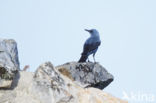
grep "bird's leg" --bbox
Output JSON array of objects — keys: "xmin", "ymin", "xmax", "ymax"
[{"xmin": 93, "ymin": 53, "xmax": 96, "ymax": 63}]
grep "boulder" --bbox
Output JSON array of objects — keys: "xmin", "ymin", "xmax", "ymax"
[
  {"xmin": 0, "ymin": 39, "xmax": 20, "ymax": 88},
  {"xmin": 32, "ymin": 62, "xmax": 73, "ymax": 103},
  {"xmin": 56, "ymin": 62, "xmax": 113, "ymax": 89}
]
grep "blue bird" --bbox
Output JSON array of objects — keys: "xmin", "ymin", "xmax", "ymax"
[{"xmin": 78, "ymin": 29, "xmax": 101, "ymax": 63}]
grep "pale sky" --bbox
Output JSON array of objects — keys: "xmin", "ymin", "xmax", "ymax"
[{"xmin": 0, "ymin": 0, "xmax": 156, "ymax": 102}]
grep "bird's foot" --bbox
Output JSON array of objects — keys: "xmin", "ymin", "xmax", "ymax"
[
  {"xmin": 94, "ymin": 62, "xmax": 99, "ymax": 64},
  {"xmin": 87, "ymin": 60, "xmax": 92, "ymax": 63}
]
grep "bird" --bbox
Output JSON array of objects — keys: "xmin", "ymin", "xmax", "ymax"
[{"xmin": 78, "ymin": 29, "xmax": 101, "ymax": 63}]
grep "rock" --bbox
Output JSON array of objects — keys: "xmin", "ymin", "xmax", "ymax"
[
  {"xmin": 0, "ymin": 39, "xmax": 20, "ymax": 88},
  {"xmin": 0, "ymin": 62, "xmax": 127, "ymax": 103},
  {"xmin": 0, "ymin": 39, "xmax": 127, "ymax": 103},
  {"xmin": 56, "ymin": 62, "xmax": 113, "ymax": 89},
  {"xmin": 32, "ymin": 62, "xmax": 73, "ymax": 103}
]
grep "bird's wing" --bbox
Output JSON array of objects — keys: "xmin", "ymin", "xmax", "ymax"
[{"xmin": 82, "ymin": 41, "xmax": 101, "ymax": 55}]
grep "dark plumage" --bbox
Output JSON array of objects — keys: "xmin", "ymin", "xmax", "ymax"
[{"xmin": 78, "ymin": 29, "xmax": 101, "ymax": 62}]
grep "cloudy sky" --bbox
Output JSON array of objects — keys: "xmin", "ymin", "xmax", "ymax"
[{"xmin": 0, "ymin": 0, "xmax": 156, "ymax": 102}]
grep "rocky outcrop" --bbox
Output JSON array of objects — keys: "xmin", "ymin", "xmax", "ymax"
[
  {"xmin": 0, "ymin": 39, "xmax": 128, "ymax": 103},
  {"xmin": 56, "ymin": 62, "xmax": 113, "ymax": 89},
  {"xmin": 0, "ymin": 39, "xmax": 20, "ymax": 88},
  {"xmin": 32, "ymin": 62, "xmax": 72, "ymax": 103},
  {"xmin": 0, "ymin": 62, "xmax": 127, "ymax": 103}
]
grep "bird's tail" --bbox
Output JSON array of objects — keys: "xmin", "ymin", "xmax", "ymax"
[{"xmin": 78, "ymin": 55, "xmax": 88, "ymax": 63}]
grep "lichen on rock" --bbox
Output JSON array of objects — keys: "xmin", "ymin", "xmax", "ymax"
[
  {"xmin": 56, "ymin": 62, "xmax": 114, "ymax": 89},
  {"xmin": 0, "ymin": 61, "xmax": 127, "ymax": 103}
]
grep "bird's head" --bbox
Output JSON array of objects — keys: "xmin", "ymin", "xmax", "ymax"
[{"xmin": 85, "ymin": 29, "xmax": 99, "ymax": 37}]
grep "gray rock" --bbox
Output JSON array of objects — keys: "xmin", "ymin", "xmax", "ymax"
[
  {"xmin": 56, "ymin": 62, "xmax": 114, "ymax": 90},
  {"xmin": 0, "ymin": 39, "xmax": 20, "ymax": 88},
  {"xmin": 33, "ymin": 62, "xmax": 74, "ymax": 103},
  {"xmin": 0, "ymin": 62, "xmax": 127, "ymax": 103}
]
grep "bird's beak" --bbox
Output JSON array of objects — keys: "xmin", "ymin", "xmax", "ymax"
[{"xmin": 85, "ymin": 29, "xmax": 91, "ymax": 32}]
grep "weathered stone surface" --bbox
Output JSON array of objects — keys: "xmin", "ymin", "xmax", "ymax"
[
  {"xmin": 56, "ymin": 62, "xmax": 114, "ymax": 89},
  {"xmin": 0, "ymin": 39, "xmax": 20, "ymax": 88},
  {"xmin": 32, "ymin": 62, "xmax": 73, "ymax": 103},
  {"xmin": 0, "ymin": 39, "xmax": 127, "ymax": 103},
  {"xmin": 0, "ymin": 62, "xmax": 127, "ymax": 103}
]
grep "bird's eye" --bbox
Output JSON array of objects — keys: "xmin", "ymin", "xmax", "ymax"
[{"xmin": 90, "ymin": 30, "xmax": 93, "ymax": 33}]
